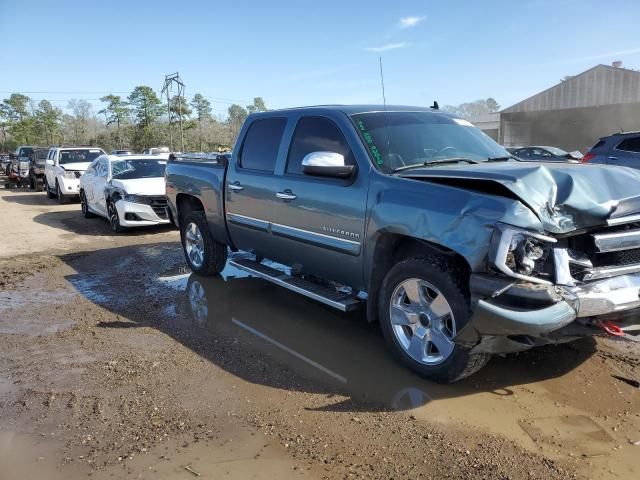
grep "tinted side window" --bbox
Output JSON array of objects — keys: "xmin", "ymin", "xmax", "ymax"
[
  {"xmin": 239, "ymin": 118, "xmax": 286, "ymax": 172},
  {"xmin": 616, "ymin": 137, "xmax": 640, "ymax": 153},
  {"xmin": 286, "ymin": 116, "xmax": 355, "ymax": 175}
]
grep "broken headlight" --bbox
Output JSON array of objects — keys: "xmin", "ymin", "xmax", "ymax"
[{"xmin": 489, "ymin": 224, "xmax": 557, "ymax": 285}]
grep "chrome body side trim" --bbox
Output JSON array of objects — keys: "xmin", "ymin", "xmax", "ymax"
[
  {"xmin": 224, "ymin": 214, "xmax": 362, "ymax": 255},
  {"xmin": 271, "ymin": 222, "xmax": 361, "ymax": 256},
  {"xmin": 592, "ymin": 229, "xmax": 640, "ymax": 252},
  {"xmin": 226, "ymin": 213, "xmax": 269, "ymax": 232}
]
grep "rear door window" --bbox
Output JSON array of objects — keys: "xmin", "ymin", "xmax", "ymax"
[
  {"xmin": 615, "ymin": 137, "xmax": 640, "ymax": 153},
  {"xmin": 239, "ymin": 118, "xmax": 286, "ymax": 172},
  {"xmin": 286, "ymin": 116, "xmax": 355, "ymax": 175}
]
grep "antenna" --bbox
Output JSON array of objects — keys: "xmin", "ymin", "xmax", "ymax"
[{"xmin": 379, "ymin": 56, "xmax": 387, "ymax": 108}]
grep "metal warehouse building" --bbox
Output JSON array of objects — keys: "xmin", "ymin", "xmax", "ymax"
[{"xmin": 499, "ymin": 63, "xmax": 640, "ymax": 152}]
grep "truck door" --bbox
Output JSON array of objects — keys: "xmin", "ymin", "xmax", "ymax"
[
  {"xmin": 225, "ymin": 117, "xmax": 287, "ymax": 257},
  {"xmin": 270, "ymin": 115, "xmax": 368, "ymax": 288}
]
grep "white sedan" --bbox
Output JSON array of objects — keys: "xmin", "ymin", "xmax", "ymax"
[{"xmin": 79, "ymin": 154, "xmax": 171, "ymax": 232}]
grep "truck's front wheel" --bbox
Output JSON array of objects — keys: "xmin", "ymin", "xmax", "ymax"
[
  {"xmin": 379, "ymin": 256, "xmax": 490, "ymax": 383},
  {"xmin": 181, "ymin": 211, "xmax": 228, "ymax": 276}
]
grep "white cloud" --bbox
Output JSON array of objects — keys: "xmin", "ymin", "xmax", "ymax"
[
  {"xmin": 399, "ymin": 15, "xmax": 426, "ymax": 29},
  {"xmin": 365, "ymin": 42, "xmax": 410, "ymax": 52}
]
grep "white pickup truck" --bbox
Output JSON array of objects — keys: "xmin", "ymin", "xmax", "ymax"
[{"xmin": 44, "ymin": 146, "xmax": 105, "ymax": 203}]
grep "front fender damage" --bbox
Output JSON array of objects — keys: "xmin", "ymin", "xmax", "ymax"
[{"xmin": 456, "ymin": 274, "xmax": 581, "ymax": 354}]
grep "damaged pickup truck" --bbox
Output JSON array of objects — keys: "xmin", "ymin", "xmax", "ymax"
[{"xmin": 166, "ymin": 106, "xmax": 640, "ymax": 382}]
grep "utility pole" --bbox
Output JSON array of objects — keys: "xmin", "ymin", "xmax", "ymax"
[{"xmin": 161, "ymin": 72, "xmax": 186, "ymax": 152}]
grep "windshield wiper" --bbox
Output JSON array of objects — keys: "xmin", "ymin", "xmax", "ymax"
[
  {"xmin": 487, "ymin": 155, "xmax": 517, "ymax": 162},
  {"xmin": 393, "ymin": 157, "xmax": 480, "ymax": 173}
]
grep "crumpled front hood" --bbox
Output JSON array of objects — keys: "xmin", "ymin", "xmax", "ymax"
[
  {"xmin": 399, "ymin": 162, "xmax": 640, "ymax": 234},
  {"xmin": 111, "ymin": 177, "xmax": 166, "ymax": 196}
]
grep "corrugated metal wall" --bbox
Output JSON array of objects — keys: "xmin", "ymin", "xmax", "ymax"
[{"xmin": 503, "ymin": 65, "xmax": 640, "ymax": 113}]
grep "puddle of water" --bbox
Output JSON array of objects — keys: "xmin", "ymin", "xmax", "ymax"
[
  {"xmin": 519, "ymin": 415, "xmax": 615, "ymax": 457},
  {"xmin": 68, "ymin": 276, "xmax": 108, "ymax": 304}
]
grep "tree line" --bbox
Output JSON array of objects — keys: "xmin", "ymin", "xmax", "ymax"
[{"xmin": 0, "ymin": 87, "xmax": 268, "ymax": 153}]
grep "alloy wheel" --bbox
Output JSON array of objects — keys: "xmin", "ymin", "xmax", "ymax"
[
  {"xmin": 389, "ymin": 278, "xmax": 456, "ymax": 365},
  {"xmin": 184, "ymin": 222, "xmax": 205, "ymax": 269}
]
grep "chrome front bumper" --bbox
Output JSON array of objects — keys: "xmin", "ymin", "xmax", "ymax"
[{"xmin": 570, "ymin": 273, "xmax": 640, "ymax": 317}]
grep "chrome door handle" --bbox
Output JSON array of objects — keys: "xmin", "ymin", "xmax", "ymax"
[
  {"xmin": 276, "ymin": 191, "xmax": 297, "ymax": 200},
  {"xmin": 228, "ymin": 182, "xmax": 244, "ymax": 191},
  {"xmin": 608, "ymin": 156, "xmax": 618, "ymax": 161}
]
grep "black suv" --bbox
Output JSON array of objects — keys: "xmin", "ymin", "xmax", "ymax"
[{"xmin": 583, "ymin": 132, "xmax": 640, "ymax": 168}]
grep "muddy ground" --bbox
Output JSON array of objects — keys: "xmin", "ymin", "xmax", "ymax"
[{"xmin": 0, "ymin": 187, "xmax": 639, "ymax": 480}]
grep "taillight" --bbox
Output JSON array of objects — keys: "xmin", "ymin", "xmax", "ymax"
[{"xmin": 581, "ymin": 152, "xmax": 595, "ymax": 163}]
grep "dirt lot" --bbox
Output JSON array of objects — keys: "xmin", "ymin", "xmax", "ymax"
[{"xmin": 0, "ymin": 186, "xmax": 639, "ymax": 480}]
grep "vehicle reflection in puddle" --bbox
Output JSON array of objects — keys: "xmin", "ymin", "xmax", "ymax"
[{"xmin": 180, "ymin": 270, "xmax": 441, "ymax": 411}]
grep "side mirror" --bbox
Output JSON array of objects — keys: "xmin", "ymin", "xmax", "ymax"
[
  {"xmin": 301, "ymin": 151, "xmax": 354, "ymax": 178},
  {"xmin": 45, "ymin": 159, "xmax": 54, "ymax": 166}
]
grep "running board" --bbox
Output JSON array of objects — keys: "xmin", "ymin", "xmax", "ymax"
[{"xmin": 229, "ymin": 258, "xmax": 362, "ymax": 312}]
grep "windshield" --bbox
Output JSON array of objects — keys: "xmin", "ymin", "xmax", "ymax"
[
  {"xmin": 111, "ymin": 159, "xmax": 166, "ymax": 179},
  {"xmin": 351, "ymin": 112, "xmax": 509, "ymax": 173},
  {"xmin": 59, "ymin": 149, "xmax": 103, "ymax": 165},
  {"xmin": 18, "ymin": 147, "xmax": 33, "ymax": 158}
]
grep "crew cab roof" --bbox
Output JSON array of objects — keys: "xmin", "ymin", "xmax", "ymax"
[{"xmin": 252, "ymin": 104, "xmax": 446, "ymax": 117}]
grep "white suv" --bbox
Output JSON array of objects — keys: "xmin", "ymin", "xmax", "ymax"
[{"xmin": 44, "ymin": 146, "xmax": 105, "ymax": 203}]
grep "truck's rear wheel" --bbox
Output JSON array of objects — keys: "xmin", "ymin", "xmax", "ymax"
[
  {"xmin": 181, "ymin": 211, "xmax": 228, "ymax": 276},
  {"xmin": 379, "ymin": 256, "xmax": 490, "ymax": 383}
]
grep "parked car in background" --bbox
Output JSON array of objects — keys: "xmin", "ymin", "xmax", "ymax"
[
  {"xmin": 44, "ymin": 146, "xmax": 106, "ymax": 203},
  {"xmin": 4, "ymin": 153, "xmax": 31, "ymax": 188},
  {"xmin": 166, "ymin": 105, "xmax": 640, "ymax": 383},
  {"xmin": 111, "ymin": 149, "xmax": 133, "ymax": 155},
  {"xmin": 29, "ymin": 148, "xmax": 49, "ymax": 191},
  {"xmin": 14, "ymin": 145, "xmax": 36, "ymax": 161},
  {"xmin": 507, "ymin": 146, "xmax": 582, "ymax": 162},
  {"xmin": 0, "ymin": 153, "xmax": 11, "ymax": 172},
  {"xmin": 582, "ymin": 131, "xmax": 640, "ymax": 168},
  {"xmin": 142, "ymin": 146, "xmax": 170, "ymax": 159},
  {"xmin": 79, "ymin": 154, "xmax": 171, "ymax": 232}
]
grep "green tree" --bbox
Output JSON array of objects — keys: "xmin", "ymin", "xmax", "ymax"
[
  {"xmin": 486, "ymin": 98, "xmax": 500, "ymax": 113},
  {"xmin": 35, "ymin": 100, "xmax": 62, "ymax": 145},
  {"xmin": 227, "ymin": 104, "xmax": 248, "ymax": 142},
  {"xmin": 246, "ymin": 97, "xmax": 267, "ymax": 113},
  {"xmin": 66, "ymin": 99, "xmax": 93, "ymax": 144},
  {"xmin": 190, "ymin": 93, "xmax": 211, "ymax": 151},
  {"xmin": 1, "ymin": 93, "xmax": 35, "ymax": 145},
  {"xmin": 128, "ymin": 86, "xmax": 164, "ymax": 149},
  {"xmin": 99, "ymin": 95, "xmax": 130, "ymax": 148}
]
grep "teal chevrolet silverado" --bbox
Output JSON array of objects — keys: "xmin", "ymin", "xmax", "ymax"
[{"xmin": 166, "ymin": 105, "xmax": 640, "ymax": 382}]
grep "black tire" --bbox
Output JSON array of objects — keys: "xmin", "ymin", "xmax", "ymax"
[
  {"xmin": 378, "ymin": 256, "xmax": 490, "ymax": 383},
  {"xmin": 56, "ymin": 181, "xmax": 67, "ymax": 204},
  {"xmin": 45, "ymin": 178, "xmax": 55, "ymax": 198},
  {"xmin": 180, "ymin": 211, "xmax": 228, "ymax": 276},
  {"xmin": 108, "ymin": 201, "xmax": 124, "ymax": 233},
  {"xmin": 29, "ymin": 177, "xmax": 35, "ymax": 190},
  {"xmin": 80, "ymin": 190, "xmax": 94, "ymax": 218}
]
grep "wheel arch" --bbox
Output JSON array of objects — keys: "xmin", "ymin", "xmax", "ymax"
[{"xmin": 365, "ymin": 232, "xmax": 471, "ymax": 324}]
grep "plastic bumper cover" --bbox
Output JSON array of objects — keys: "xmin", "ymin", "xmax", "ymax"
[
  {"xmin": 58, "ymin": 176, "xmax": 81, "ymax": 194},
  {"xmin": 459, "ymin": 273, "xmax": 640, "ymax": 353},
  {"xmin": 115, "ymin": 200, "xmax": 171, "ymax": 227}
]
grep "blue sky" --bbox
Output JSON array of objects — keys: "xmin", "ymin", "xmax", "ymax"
[{"xmin": 1, "ymin": 0, "xmax": 640, "ymax": 116}]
